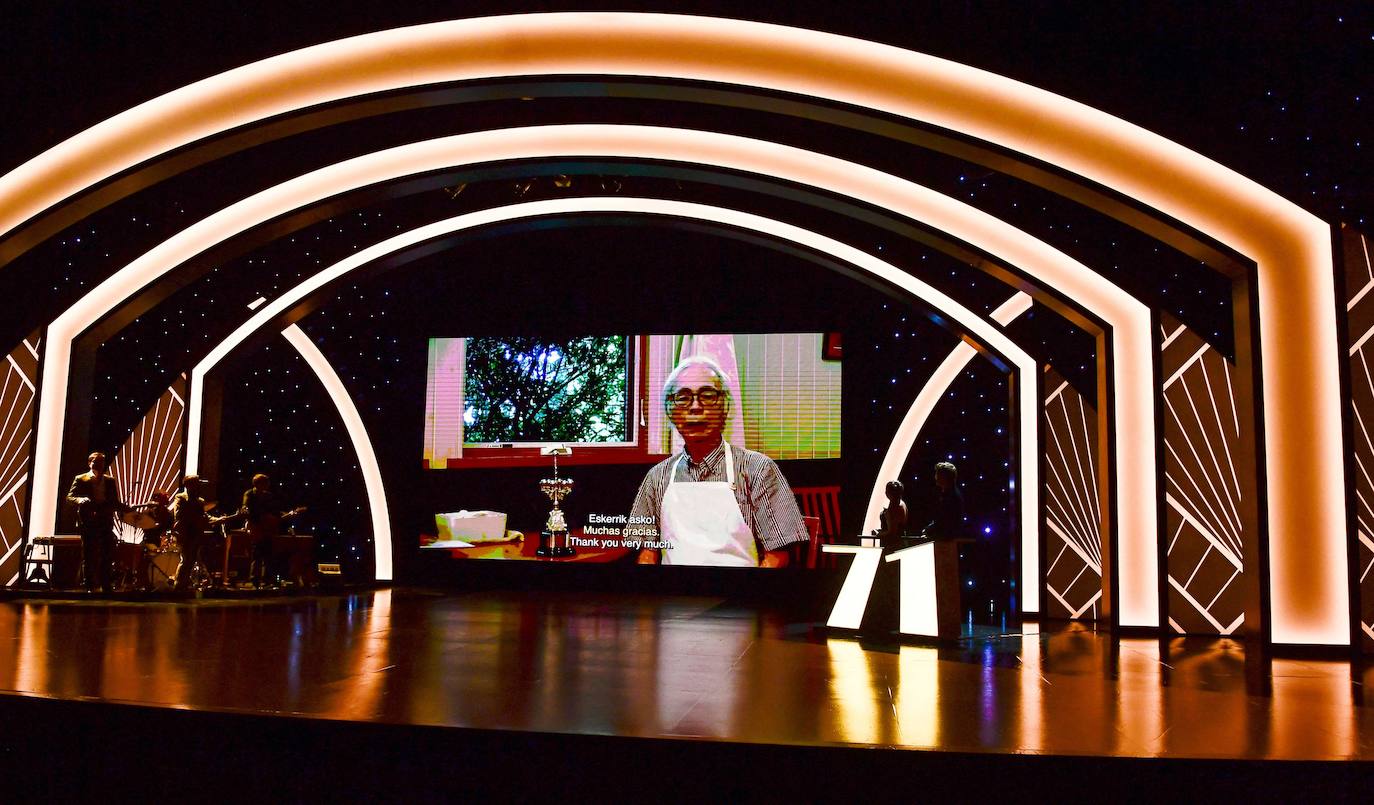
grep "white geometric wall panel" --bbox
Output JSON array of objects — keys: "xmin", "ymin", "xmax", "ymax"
[
  {"xmin": 1042, "ymin": 368, "xmax": 1102, "ymax": 621},
  {"xmin": 1342, "ymin": 226, "xmax": 1374, "ymax": 652},
  {"xmin": 110, "ymin": 374, "xmax": 186, "ymax": 543},
  {"xmin": 0, "ymin": 333, "xmax": 39, "ymax": 584},
  {"xmin": 1160, "ymin": 313, "xmax": 1245, "ymax": 635}
]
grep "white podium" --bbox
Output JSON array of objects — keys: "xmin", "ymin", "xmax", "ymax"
[
  {"xmin": 820, "ymin": 545, "xmax": 884, "ymax": 629},
  {"xmin": 823, "ymin": 539, "xmax": 961, "ymax": 638}
]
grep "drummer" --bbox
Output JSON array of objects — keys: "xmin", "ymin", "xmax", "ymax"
[
  {"xmin": 138, "ymin": 491, "xmax": 173, "ymax": 548},
  {"xmin": 134, "ymin": 491, "xmax": 173, "ymax": 590}
]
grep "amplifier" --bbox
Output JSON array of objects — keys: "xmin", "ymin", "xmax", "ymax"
[
  {"xmin": 26, "ymin": 535, "xmax": 83, "ymax": 589},
  {"xmin": 316, "ymin": 562, "xmax": 343, "ymax": 591}
]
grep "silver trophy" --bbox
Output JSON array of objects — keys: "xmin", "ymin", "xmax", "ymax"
[{"xmin": 536, "ymin": 445, "xmax": 575, "ymax": 558}]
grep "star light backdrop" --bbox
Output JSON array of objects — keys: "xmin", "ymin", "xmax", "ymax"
[{"xmin": 0, "ymin": 3, "xmax": 1369, "ymax": 618}]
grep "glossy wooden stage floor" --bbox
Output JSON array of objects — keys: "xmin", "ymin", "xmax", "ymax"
[{"xmin": 0, "ymin": 587, "xmax": 1371, "ymax": 766}]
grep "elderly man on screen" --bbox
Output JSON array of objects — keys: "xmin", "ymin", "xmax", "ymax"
[{"xmin": 628, "ymin": 356, "xmax": 808, "ymax": 567}]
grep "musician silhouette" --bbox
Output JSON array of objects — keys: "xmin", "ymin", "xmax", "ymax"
[
  {"xmin": 171, "ymin": 475, "xmax": 215, "ymax": 591},
  {"xmin": 242, "ymin": 473, "xmax": 303, "ymax": 588},
  {"xmin": 65, "ymin": 451, "xmax": 129, "ymax": 593}
]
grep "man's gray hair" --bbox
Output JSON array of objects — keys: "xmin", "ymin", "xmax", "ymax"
[
  {"xmin": 663, "ymin": 355, "xmax": 733, "ymax": 416},
  {"xmin": 934, "ymin": 461, "xmax": 958, "ymax": 479}
]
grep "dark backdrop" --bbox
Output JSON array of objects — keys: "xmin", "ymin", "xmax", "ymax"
[{"xmin": 3, "ymin": 2, "xmax": 1369, "ymax": 598}]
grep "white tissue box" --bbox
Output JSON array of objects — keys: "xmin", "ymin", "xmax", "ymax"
[{"xmin": 436, "ymin": 510, "xmax": 509, "ymax": 543}]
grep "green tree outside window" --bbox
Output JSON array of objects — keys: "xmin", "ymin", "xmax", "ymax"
[{"xmin": 464, "ymin": 336, "xmax": 629, "ymax": 443}]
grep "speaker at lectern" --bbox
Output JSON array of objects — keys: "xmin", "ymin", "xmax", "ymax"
[{"xmin": 823, "ymin": 538, "xmax": 961, "ymax": 639}]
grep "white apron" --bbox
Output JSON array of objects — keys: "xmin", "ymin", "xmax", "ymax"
[{"xmin": 659, "ymin": 442, "xmax": 758, "ymax": 567}]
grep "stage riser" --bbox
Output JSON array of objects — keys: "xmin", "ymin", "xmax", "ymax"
[{"xmin": 0, "ymin": 694, "xmax": 1360, "ymax": 801}]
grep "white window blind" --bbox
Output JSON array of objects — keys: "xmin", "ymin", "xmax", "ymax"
[
  {"xmin": 422, "ymin": 337, "xmax": 465, "ymax": 467},
  {"xmin": 734, "ymin": 333, "xmax": 841, "ymax": 460}
]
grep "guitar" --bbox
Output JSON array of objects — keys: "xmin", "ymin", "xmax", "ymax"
[
  {"xmin": 247, "ymin": 506, "xmax": 307, "ymax": 547},
  {"xmin": 168, "ymin": 508, "xmax": 237, "ymax": 548},
  {"xmin": 208, "ymin": 510, "xmax": 241, "ymax": 528}
]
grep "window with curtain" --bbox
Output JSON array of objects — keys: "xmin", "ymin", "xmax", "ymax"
[
  {"xmin": 644, "ymin": 333, "xmax": 841, "ymax": 460},
  {"xmin": 423, "ymin": 336, "xmax": 636, "ymax": 468}
]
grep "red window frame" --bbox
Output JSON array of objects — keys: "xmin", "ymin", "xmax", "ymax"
[{"xmin": 432, "ymin": 335, "xmax": 662, "ymax": 469}]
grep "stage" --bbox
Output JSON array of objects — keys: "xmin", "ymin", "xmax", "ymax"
[{"xmin": 0, "ymin": 588, "xmax": 1369, "ymax": 799}]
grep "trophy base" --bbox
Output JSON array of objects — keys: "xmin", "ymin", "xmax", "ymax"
[{"xmin": 536, "ymin": 530, "xmax": 576, "ymax": 558}]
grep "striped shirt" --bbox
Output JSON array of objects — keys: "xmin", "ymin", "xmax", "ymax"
[{"xmin": 627, "ymin": 441, "xmax": 808, "ymax": 553}]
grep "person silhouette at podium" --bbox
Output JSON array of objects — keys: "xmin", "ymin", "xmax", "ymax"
[
  {"xmin": 919, "ymin": 461, "xmax": 964, "ymax": 541},
  {"xmin": 627, "ymin": 356, "xmax": 807, "ymax": 567},
  {"xmin": 872, "ymin": 480, "xmax": 908, "ymax": 551}
]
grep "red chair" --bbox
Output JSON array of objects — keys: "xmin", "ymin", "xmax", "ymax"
[
  {"xmin": 800, "ymin": 515, "xmax": 821, "ymax": 569},
  {"xmin": 792, "ymin": 486, "xmax": 841, "ymax": 567}
]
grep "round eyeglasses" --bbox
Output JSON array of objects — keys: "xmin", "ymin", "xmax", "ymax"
[{"xmin": 668, "ymin": 387, "xmax": 724, "ymax": 409}]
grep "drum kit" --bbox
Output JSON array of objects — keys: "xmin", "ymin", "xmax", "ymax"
[
  {"xmin": 109, "ymin": 507, "xmax": 183, "ymax": 591},
  {"xmin": 120, "ymin": 510, "xmax": 158, "ymax": 530},
  {"xmin": 112, "ymin": 502, "xmax": 225, "ymax": 592}
]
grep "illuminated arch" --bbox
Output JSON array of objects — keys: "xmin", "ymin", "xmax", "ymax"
[
  {"xmin": 32, "ymin": 126, "xmax": 1151, "ymax": 616},
  {"xmin": 186, "ymin": 197, "xmax": 1041, "ymax": 594},
  {"xmin": 2, "ymin": 14, "xmax": 1343, "ymax": 641},
  {"xmin": 278, "ymin": 323, "xmax": 390, "ymax": 579},
  {"xmin": 35, "ymin": 126, "xmax": 1153, "ymax": 614},
  {"xmin": 863, "ymin": 292, "xmax": 1034, "ymax": 534}
]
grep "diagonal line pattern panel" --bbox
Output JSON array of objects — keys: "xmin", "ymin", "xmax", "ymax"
[
  {"xmin": 110, "ymin": 374, "xmax": 186, "ymax": 544},
  {"xmin": 1043, "ymin": 368, "xmax": 1102, "ymax": 620},
  {"xmin": 1342, "ymin": 227, "xmax": 1374, "ymax": 653},
  {"xmin": 0, "ymin": 333, "xmax": 39, "ymax": 585},
  {"xmin": 1161, "ymin": 313, "xmax": 1246, "ymax": 635}
]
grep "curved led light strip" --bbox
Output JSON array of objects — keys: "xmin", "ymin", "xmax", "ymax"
[
  {"xmin": 863, "ymin": 292, "xmax": 1034, "ymax": 534},
  {"xmin": 279, "ymin": 324, "xmax": 390, "ymax": 581},
  {"xmin": 1, "ymin": 12, "xmax": 1341, "ymax": 642},
  {"xmin": 29, "ymin": 125, "xmax": 1151, "ymax": 618},
  {"xmin": 183, "ymin": 197, "xmax": 1040, "ymax": 600}
]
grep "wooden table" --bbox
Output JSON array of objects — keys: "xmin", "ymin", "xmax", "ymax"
[{"xmin": 422, "ymin": 529, "xmax": 630, "ymax": 562}]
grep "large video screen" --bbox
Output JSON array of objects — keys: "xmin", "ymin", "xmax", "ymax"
[{"xmin": 420, "ymin": 333, "xmax": 841, "ymax": 568}]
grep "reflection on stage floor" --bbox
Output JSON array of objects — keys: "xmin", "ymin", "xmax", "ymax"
[{"xmin": 0, "ymin": 588, "xmax": 1370, "ymax": 762}]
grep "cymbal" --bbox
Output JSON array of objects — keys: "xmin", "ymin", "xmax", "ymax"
[{"xmin": 203, "ymin": 500, "xmax": 218, "ymax": 511}]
